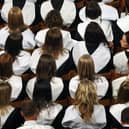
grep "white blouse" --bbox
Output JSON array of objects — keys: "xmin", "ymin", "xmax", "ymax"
[
  {"xmin": 72, "ymin": 41, "xmax": 111, "ymax": 73},
  {"xmin": 40, "ymin": 0, "xmax": 76, "ymax": 27},
  {"xmin": 0, "ymin": 26, "xmax": 36, "ymax": 49},
  {"xmin": 35, "ymin": 28, "xmax": 75, "ymax": 50},
  {"xmin": 26, "ymin": 77, "xmax": 64, "ymax": 101},
  {"xmin": 1, "ymin": 0, "xmax": 36, "ymax": 25},
  {"xmin": 30, "ymin": 48, "xmax": 70, "ymax": 74},
  {"xmin": 69, "ymin": 75, "xmax": 109, "ymax": 99},
  {"xmin": 62, "ymin": 105, "xmax": 106, "ymax": 129},
  {"xmin": 0, "ymin": 50, "xmax": 31, "ymax": 75}
]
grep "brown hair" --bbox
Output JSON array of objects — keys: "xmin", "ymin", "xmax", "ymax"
[
  {"xmin": 74, "ymin": 79, "xmax": 98, "ymax": 122},
  {"xmin": 8, "ymin": 7, "xmax": 27, "ymax": 32},
  {"xmin": 78, "ymin": 54, "xmax": 95, "ymax": 81},
  {"xmin": 42, "ymin": 27, "xmax": 63, "ymax": 59}
]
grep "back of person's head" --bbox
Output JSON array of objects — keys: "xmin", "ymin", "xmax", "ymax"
[
  {"xmin": 5, "ymin": 32, "xmax": 23, "ymax": 58},
  {"xmin": 85, "ymin": 22, "xmax": 108, "ymax": 48},
  {"xmin": 0, "ymin": 53, "xmax": 13, "ymax": 79},
  {"xmin": 78, "ymin": 54, "xmax": 95, "ymax": 81},
  {"xmin": 45, "ymin": 9, "xmax": 63, "ymax": 28},
  {"xmin": 51, "ymin": 0, "xmax": 64, "ymax": 11},
  {"xmin": 0, "ymin": 81, "xmax": 11, "ymax": 110},
  {"xmin": 8, "ymin": 7, "xmax": 27, "ymax": 32},
  {"xmin": 117, "ymin": 79, "xmax": 129, "ymax": 103},
  {"xmin": 43, "ymin": 27, "xmax": 63, "ymax": 58},
  {"xmin": 121, "ymin": 107, "xmax": 129, "ymax": 125},
  {"xmin": 36, "ymin": 54, "xmax": 56, "ymax": 80},
  {"xmin": 21, "ymin": 101, "xmax": 40, "ymax": 120},
  {"xmin": 85, "ymin": 0, "xmax": 101, "ymax": 19},
  {"xmin": 75, "ymin": 79, "xmax": 98, "ymax": 122}
]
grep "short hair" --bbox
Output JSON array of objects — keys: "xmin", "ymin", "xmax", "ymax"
[
  {"xmin": 0, "ymin": 81, "xmax": 11, "ymax": 108},
  {"xmin": 8, "ymin": 7, "xmax": 27, "ymax": 32},
  {"xmin": 43, "ymin": 27, "xmax": 63, "ymax": 59},
  {"xmin": 0, "ymin": 53, "xmax": 13, "ymax": 79},
  {"xmin": 117, "ymin": 79, "xmax": 129, "ymax": 103},
  {"xmin": 74, "ymin": 79, "xmax": 98, "ymax": 122},
  {"xmin": 85, "ymin": 0, "xmax": 101, "ymax": 19},
  {"xmin": 36, "ymin": 54, "xmax": 56, "ymax": 80},
  {"xmin": 78, "ymin": 54, "xmax": 95, "ymax": 81},
  {"xmin": 5, "ymin": 32, "xmax": 23, "ymax": 58},
  {"xmin": 45, "ymin": 10, "xmax": 63, "ymax": 28},
  {"xmin": 121, "ymin": 107, "xmax": 129, "ymax": 124}
]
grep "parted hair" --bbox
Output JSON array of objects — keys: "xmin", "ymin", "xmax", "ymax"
[
  {"xmin": 74, "ymin": 79, "xmax": 98, "ymax": 122},
  {"xmin": 78, "ymin": 54, "xmax": 95, "ymax": 81},
  {"xmin": 117, "ymin": 79, "xmax": 129, "ymax": 103}
]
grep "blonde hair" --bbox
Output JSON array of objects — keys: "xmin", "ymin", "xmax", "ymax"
[{"xmin": 74, "ymin": 79, "xmax": 98, "ymax": 122}]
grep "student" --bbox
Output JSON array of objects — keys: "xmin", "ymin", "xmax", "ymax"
[
  {"xmin": 1, "ymin": 0, "xmax": 36, "ymax": 25},
  {"xmin": 73, "ymin": 22, "xmax": 112, "ymax": 73},
  {"xmin": 0, "ymin": 7, "xmax": 36, "ymax": 49},
  {"xmin": 40, "ymin": 0, "xmax": 76, "ymax": 27},
  {"xmin": 110, "ymin": 79, "xmax": 129, "ymax": 129},
  {"xmin": 17, "ymin": 101, "xmax": 54, "ymax": 129},
  {"xmin": 69, "ymin": 54, "xmax": 110, "ymax": 100},
  {"xmin": 0, "ymin": 81, "xmax": 24, "ymax": 129},
  {"xmin": 35, "ymin": 9, "xmax": 74, "ymax": 50},
  {"xmin": 62, "ymin": 79, "xmax": 106, "ymax": 129},
  {"xmin": 0, "ymin": 33, "xmax": 31, "ymax": 75}
]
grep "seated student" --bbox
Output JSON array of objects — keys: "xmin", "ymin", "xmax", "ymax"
[
  {"xmin": 110, "ymin": 79, "xmax": 129, "ymax": 129},
  {"xmin": 121, "ymin": 107, "xmax": 129, "ymax": 129},
  {"xmin": 0, "ymin": 7, "xmax": 36, "ymax": 49},
  {"xmin": 40, "ymin": 0, "xmax": 76, "ymax": 27},
  {"xmin": 0, "ymin": 53, "xmax": 25, "ymax": 101},
  {"xmin": 73, "ymin": 22, "xmax": 112, "ymax": 73},
  {"xmin": 62, "ymin": 79, "xmax": 106, "ymax": 129},
  {"xmin": 17, "ymin": 101, "xmax": 54, "ymax": 129},
  {"xmin": 35, "ymin": 10, "xmax": 74, "ymax": 50},
  {"xmin": 1, "ymin": 0, "xmax": 36, "ymax": 26},
  {"xmin": 26, "ymin": 54, "xmax": 64, "ymax": 101},
  {"xmin": 69, "ymin": 54, "xmax": 110, "ymax": 100},
  {"xmin": 78, "ymin": 0, "xmax": 114, "ymax": 43},
  {"xmin": 30, "ymin": 27, "xmax": 76, "ymax": 76},
  {"xmin": 0, "ymin": 81, "xmax": 24, "ymax": 129},
  {"xmin": 113, "ymin": 31, "xmax": 129, "ymax": 74},
  {"xmin": 0, "ymin": 33, "xmax": 31, "ymax": 75}
]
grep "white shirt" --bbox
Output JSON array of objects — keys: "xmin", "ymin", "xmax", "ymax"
[
  {"xmin": 0, "ymin": 50, "xmax": 31, "ymax": 75},
  {"xmin": 40, "ymin": 0, "xmax": 76, "ymax": 27},
  {"xmin": 69, "ymin": 75, "xmax": 109, "ymax": 99},
  {"xmin": 0, "ymin": 26, "xmax": 36, "ymax": 49},
  {"xmin": 1, "ymin": 0, "xmax": 36, "ymax": 25},
  {"xmin": 79, "ymin": 2, "xmax": 118, "ymax": 22},
  {"xmin": 30, "ymin": 48, "xmax": 70, "ymax": 74},
  {"xmin": 26, "ymin": 77, "xmax": 64, "ymax": 101},
  {"xmin": 35, "ymin": 28, "xmax": 75, "ymax": 50},
  {"xmin": 17, "ymin": 120, "xmax": 54, "ymax": 129},
  {"xmin": 62, "ymin": 105, "xmax": 106, "ymax": 129},
  {"xmin": 72, "ymin": 41, "xmax": 111, "ymax": 73},
  {"xmin": 77, "ymin": 17, "xmax": 113, "ymax": 42}
]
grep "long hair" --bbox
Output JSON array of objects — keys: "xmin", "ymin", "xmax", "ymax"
[
  {"xmin": 42, "ymin": 27, "xmax": 63, "ymax": 59},
  {"xmin": 51, "ymin": 0, "xmax": 64, "ymax": 11},
  {"xmin": 74, "ymin": 79, "xmax": 98, "ymax": 122},
  {"xmin": 78, "ymin": 54, "xmax": 95, "ymax": 81},
  {"xmin": 5, "ymin": 32, "xmax": 23, "ymax": 60},
  {"xmin": 8, "ymin": 7, "xmax": 27, "ymax": 32}
]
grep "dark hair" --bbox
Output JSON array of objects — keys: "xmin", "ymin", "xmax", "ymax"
[
  {"xmin": 117, "ymin": 79, "xmax": 129, "ymax": 103},
  {"xmin": 0, "ymin": 53, "xmax": 13, "ymax": 79},
  {"xmin": 85, "ymin": 22, "xmax": 108, "ymax": 54},
  {"xmin": 121, "ymin": 107, "xmax": 129, "ymax": 124},
  {"xmin": 85, "ymin": 0, "xmax": 101, "ymax": 19},
  {"xmin": 125, "ymin": 0, "xmax": 129, "ymax": 12},
  {"xmin": 45, "ymin": 10, "xmax": 63, "ymax": 28},
  {"xmin": 5, "ymin": 32, "xmax": 23, "ymax": 59},
  {"xmin": 51, "ymin": 0, "xmax": 64, "ymax": 11},
  {"xmin": 13, "ymin": 0, "xmax": 26, "ymax": 9}
]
